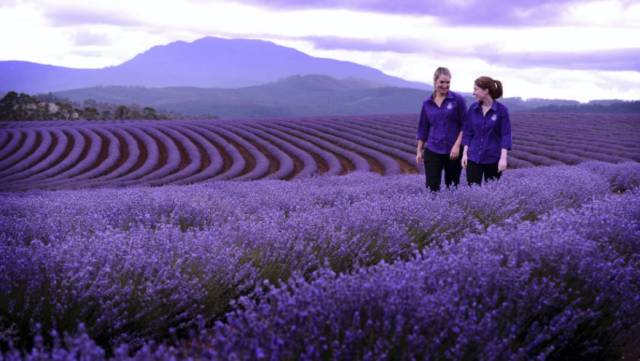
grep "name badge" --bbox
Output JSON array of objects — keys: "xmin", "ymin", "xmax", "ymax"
[
  {"xmin": 447, "ymin": 103, "xmax": 453, "ymax": 110},
  {"xmin": 491, "ymin": 114, "xmax": 497, "ymax": 121}
]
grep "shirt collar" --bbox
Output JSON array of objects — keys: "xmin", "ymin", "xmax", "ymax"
[
  {"xmin": 471, "ymin": 100, "xmax": 499, "ymax": 113},
  {"xmin": 428, "ymin": 91, "xmax": 456, "ymax": 103}
]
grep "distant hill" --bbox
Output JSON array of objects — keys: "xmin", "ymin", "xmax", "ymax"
[
  {"xmin": 499, "ymin": 97, "xmax": 640, "ymax": 113},
  {"xmin": 52, "ymin": 75, "xmax": 430, "ymax": 118},
  {"xmin": 50, "ymin": 75, "xmax": 639, "ymax": 119},
  {"xmin": 0, "ymin": 37, "xmax": 429, "ymax": 93},
  {"xmin": 524, "ymin": 101, "xmax": 640, "ymax": 113}
]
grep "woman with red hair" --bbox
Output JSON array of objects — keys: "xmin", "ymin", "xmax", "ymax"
[{"xmin": 461, "ymin": 76, "xmax": 512, "ymax": 185}]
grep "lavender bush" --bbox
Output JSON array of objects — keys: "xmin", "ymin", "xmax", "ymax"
[
  {"xmin": 208, "ymin": 190, "xmax": 640, "ymax": 360},
  {"xmin": 1, "ymin": 162, "xmax": 639, "ymax": 359}
]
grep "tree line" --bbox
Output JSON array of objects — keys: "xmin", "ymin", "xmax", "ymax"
[{"xmin": 0, "ymin": 91, "xmax": 182, "ymax": 121}]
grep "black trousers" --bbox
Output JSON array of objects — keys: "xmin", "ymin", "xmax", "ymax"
[
  {"xmin": 466, "ymin": 160, "xmax": 501, "ymax": 186},
  {"xmin": 423, "ymin": 147, "xmax": 463, "ymax": 192}
]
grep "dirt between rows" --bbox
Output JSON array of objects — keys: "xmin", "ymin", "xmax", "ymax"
[
  {"xmin": 215, "ymin": 131, "xmax": 257, "ymax": 177},
  {"xmin": 156, "ymin": 128, "xmax": 192, "ymax": 177},
  {"xmin": 0, "ymin": 130, "xmax": 26, "ymax": 163},
  {"xmin": 179, "ymin": 130, "xmax": 211, "ymax": 174},
  {"xmin": 127, "ymin": 128, "xmax": 148, "ymax": 178},
  {"xmin": 95, "ymin": 129, "xmax": 129, "ymax": 178},
  {"xmin": 0, "ymin": 131, "xmax": 41, "ymax": 173},
  {"xmin": 249, "ymin": 125, "xmax": 318, "ymax": 180},
  {"xmin": 46, "ymin": 129, "xmax": 76, "ymax": 177},
  {"xmin": 1, "ymin": 123, "xmax": 419, "ymax": 187},
  {"xmin": 189, "ymin": 125, "xmax": 233, "ymax": 175},
  {"xmin": 26, "ymin": 130, "xmax": 59, "ymax": 178}
]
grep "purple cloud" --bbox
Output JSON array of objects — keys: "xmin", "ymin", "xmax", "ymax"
[
  {"xmin": 485, "ymin": 48, "xmax": 640, "ymax": 72},
  {"xmin": 72, "ymin": 31, "xmax": 111, "ymax": 46},
  {"xmin": 303, "ymin": 36, "xmax": 426, "ymax": 53},
  {"xmin": 46, "ymin": 8, "xmax": 139, "ymax": 26},
  {"xmin": 230, "ymin": 0, "xmax": 599, "ymax": 26},
  {"xmin": 0, "ymin": 0, "xmax": 20, "ymax": 7},
  {"xmin": 72, "ymin": 49, "xmax": 106, "ymax": 58},
  {"xmin": 303, "ymin": 35, "xmax": 640, "ymax": 72}
]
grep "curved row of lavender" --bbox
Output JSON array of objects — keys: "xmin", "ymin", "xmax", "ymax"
[
  {"xmin": 1, "ymin": 161, "xmax": 639, "ymax": 359},
  {"xmin": 1, "ymin": 113, "xmax": 639, "ymax": 191}
]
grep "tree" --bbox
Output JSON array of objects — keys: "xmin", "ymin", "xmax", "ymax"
[
  {"xmin": 0, "ymin": 91, "xmax": 178, "ymax": 121},
  {"xmin": 57, "ymin": 103, "xmax": 73, "ymax": 120},
  {"xmin": 0, "ymin": 91, "xmax": 40, "ymax": 120},
  {"xmin": 84, "ymin": 107, "xmax": 99, "ymax": 120},
  {"xmin": 142, "ymin": 106, "xmax": 158, "ymax": 120},
  {"xmin": 129, "ymin": 104, "xmax": 142, "ymax": 119},
  {"xmin": 115, "ymin": 105, "xmax": 130, "ymax": 120},
  {"xmin": 0, "ymin": 91, "xmax": 19, "ymax": 120}
]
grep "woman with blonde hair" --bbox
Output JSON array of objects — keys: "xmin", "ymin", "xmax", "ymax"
[
  {"xmin": 461, "ymin": 76, "xmax": 512, "ymax": 185},
  {"xmin": 415, "ymin": 67, "xmax": 467, "ymax": 192}
]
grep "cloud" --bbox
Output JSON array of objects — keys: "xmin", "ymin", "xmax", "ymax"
[
  {"xmin": 301, "ymin": 35, "xmax": 481, "ymax": 57},
  {"xmin": 229, "ymin": 0, "xmax": 599, "ymax": 26},
  {"xmin": 72, "ymin": 31, "xmax": 111, "ymax": 46},
  {"xmin": 302, "ymin": 36, "xmax": 426, "ymax": 53},
  {"xmin": 301, "ymin": 35, "xmax": 640, "ymax": 72},
  {"xmin": 485, "ymin": 48, "xmax": 640, "ymax": 72},
  {"xmin": 45, "ymin": 7, "xmax": 140, "ymax": 26},
  {"xmin": 71, "ymin": 48, "xmax": 106, "ymax": 58},
  {"xmin": 0, "ymin": 0, "xmax": 20, "ymax": 7}
]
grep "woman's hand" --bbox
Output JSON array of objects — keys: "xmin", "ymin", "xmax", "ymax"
[
  {"xmin": 461, "ymin": 145, "xmax": 469, "ymax": 168},
  {"xmin": 416, "ymin": 141, "xmax": 425, "ymax": 166},
  {"xmin": 449, "ymin": 146, "xmax": 459, "ymax": 160},
  {"xmin": 498, "ymin": 149, "xmax": 508, "ymax": 172},
  {"xmin": 498, "ymin": 157, "xmax": 507, "ymax": 172}
]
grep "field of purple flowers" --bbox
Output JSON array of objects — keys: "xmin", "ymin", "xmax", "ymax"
[
  {"xmin": 1, "ymin": 113, "xmax": 638, "ymax": 192},
  {"xmin": 1, "ymin": 160, "xmax": 639, "ymax": 360}
]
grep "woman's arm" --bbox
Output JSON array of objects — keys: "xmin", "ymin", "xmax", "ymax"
[
  {"xmin": 461, "ymin": 107, "xmax": 473, "ymax": 168},
  {"xmin": 416, "ymin": 140, "xmax": 425, "ymax": 165},
  {"xmin": 498, "ymin": 106, "xmax": 512, "ymax": 172},
  {"xmin": 498, "ymin": 149, "xmax": 508, "ymax": 172},
  {"xmin": 461, "ymin": 145, "xmax": 469, "ymax": 169},
  {"xmin": 450, "ymin": 131, "xmax": 462, "ymax": 160},
  {"xmin": 500, "ymin": 107, "xmax": 512, "ymax": 151}
]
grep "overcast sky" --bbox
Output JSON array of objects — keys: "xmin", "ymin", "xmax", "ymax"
[{"xmin": 1, "ymin": 0, "xmax": 639, "ymax": 101}]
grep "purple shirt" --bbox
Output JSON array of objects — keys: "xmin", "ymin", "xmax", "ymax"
[
  {"xmin": 462, "ymin": 100, "xmax": 512, "ymax": 164},
  {"xmin": 416, "ymin": 91, "xmax": 467, "ymax": 155}
]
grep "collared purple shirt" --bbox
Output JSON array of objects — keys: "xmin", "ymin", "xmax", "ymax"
[
  {"xmin": 416, "ymin": 91, "xmax": 467, "ymax": 155},
  {"xmin": 462, "ymin": 100, "xmax": 512, "ymax": 164}
]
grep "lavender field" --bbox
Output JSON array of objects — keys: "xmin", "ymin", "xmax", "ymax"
[
  {"xmin": 0, "ymin": 113, "xmax": 638, "ymax": 191},
  {"xmin": 1, "ymin": 113, "xmax": 640, "ymax": 360}
]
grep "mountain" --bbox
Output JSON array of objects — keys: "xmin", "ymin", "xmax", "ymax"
[
  {"xmin": 0, "ymin": 62, "xmax": 105, "ymax": 94},
  {"xmin": 0, "ymin": 37, "xmax": 430, "ymax": 93},
  {"xmin": 53, "ymin": 75, "xmax": 430, "ymax": 118}
]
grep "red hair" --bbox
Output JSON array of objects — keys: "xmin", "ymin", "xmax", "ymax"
[{"xmin": 475, "ymin": 76, "xmax": 503, "ymax": 99}]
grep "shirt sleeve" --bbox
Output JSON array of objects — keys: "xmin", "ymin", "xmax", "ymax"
[
  {"xmin": 416, "ymin": 103, "xmax": 429, "ymax": 141},
  {"xmin": 500, "ymin": 106, "xmax": 512, "ymax": 150},
  {"xmin": 462, "ymin": 106, "xmax": 473, "ymax": 146}
]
